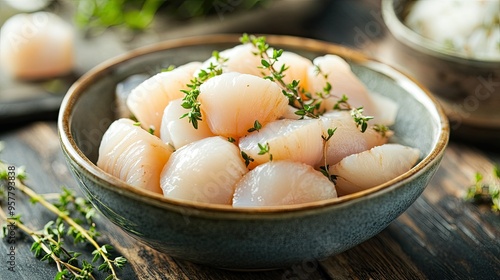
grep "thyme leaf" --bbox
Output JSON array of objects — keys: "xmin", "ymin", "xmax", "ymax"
[
  {"xmin": 257, "ymin": 142, "xmax": 273, "ymax": 162},
  {"xmin": 247, "ymin": 120, "xmax": 263, "ymax": 133},
  {"xmin": 241, "ymin": 151, "xmax": 254, "ymax": 167},
  {"xmin": 240, "ymin": 33, "xmax": 374, "ymax": 130},
  {"xmin": 350, "ymin": 107, "xmax": 373, "ymax": 133},
  {"xmin": 373, "ymin": 124, "xmax": 390, "ymax": 137}
]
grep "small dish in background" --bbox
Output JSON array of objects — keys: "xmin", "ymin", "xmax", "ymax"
[{"xmin": 381, "ymin": 0, "xmax": 500, "ymax": 144}]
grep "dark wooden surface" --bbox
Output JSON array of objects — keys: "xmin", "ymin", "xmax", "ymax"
[
  {"xmin": 1, "ymin": 122, "xmax": 499, "ymax": 280},
  {"xmin": 1, "ymin": 1, "xmax": 499, "ymax": 279}
]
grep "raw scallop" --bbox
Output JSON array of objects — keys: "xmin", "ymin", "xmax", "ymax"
[
  {"xmin": 233, "ymin": 160, "xmax": 337, "ymax": 207},
  {"xmin": 97, "ymin": 118, "xmax": 174, "ymax": 194}
]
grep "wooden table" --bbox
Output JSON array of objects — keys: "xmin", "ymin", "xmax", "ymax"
[
  {"xmin": 1, "ymin": 1, "xmax": 499, "ymax": 279},
  {"xmin": 1, "ymin": 122, "xmax": 499, "ymax": 280}
]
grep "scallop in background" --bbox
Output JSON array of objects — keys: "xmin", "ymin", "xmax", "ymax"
[{"xmin": 0, "ymin": 11, "xmax": 74, "ymax": 80}]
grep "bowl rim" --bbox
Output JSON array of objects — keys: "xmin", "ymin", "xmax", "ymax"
[
  {"xmin": 58, "ymin": 33, "xmax": 449, "ymax": 215},
  {"xmin": 381, "ymin": 0, "xmax": 500, "ymax": 65}
]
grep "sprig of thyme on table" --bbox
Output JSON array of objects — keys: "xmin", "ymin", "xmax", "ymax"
[
  {"xmin": 465, "ymin": 165, "xmax": 500, "ymax": 212},
  {"xmin": 0, "ymin": 157, "xmax": 127, "ymax": 280}
]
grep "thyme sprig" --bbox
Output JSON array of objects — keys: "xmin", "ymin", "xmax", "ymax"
[
  {"xmin": 240, "ymin": 33, "xmax": 374, "ymax": 132},
  {"xmin": 465, "ymin": 165, "xmax": 500, "ymax": 212},
  {"xmin": 241, "ymin": 151, "xmax": 254, "ymax": 167},
  {"xmin": 241, "ymin": 33, "xmax": 320, "ymax": 119},
  {"xmin": 247, "ymin": 120, "xmax": 263, "ymax": 133},
  {"xmin": 0, "ymin": 160, "xmax": 127, "ymax": 280},
  {"xmin": 181, "ymin": 51, "xmax": 227, "ymax": 129},
  {"xmin": 258, "ymin": 142, "xmax": 273, "ymax": 162},
  {"xmin": 0, "ymin": 210, "xmax": 96, "ymax": 280},
  {"xmin": 319, "ymin": 128, "xmax": 337, "ymax": 182}
]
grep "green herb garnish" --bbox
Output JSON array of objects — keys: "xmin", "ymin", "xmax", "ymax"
[
  {"xmin": 241, "ymin": 151, "xmax": 254, "ymax": 167},
  {"xmin": 350, "ymin": 107, "xmax": 373, "ymax": 133},
  {"xmin": 373, "ymin": 124, "xmax": 390, "ymax": 137},
  {"xmin": 465, "ymin": 166, "xmax": 500, "ymax": 212},
  {"xmin": 257, "ymin": 142, "xmax": 273, "ymax": 162},
  {"xmin": 148, "ymin": 127, "xmax": 155, "ymax": 135},
  {"xmin": 0, "ymin": 146, "xmax": 127, "ymax": 280},
  {"xmin": 247, "ymin": 120, "xmax": 263, "ymax": 133},
  {"xmin": 180, "ymin": 51, "xmax": 227, "ymax": 129},
  {"xmin": 319, "ymin": 128, "xmax": 337, "ymax": 182}
]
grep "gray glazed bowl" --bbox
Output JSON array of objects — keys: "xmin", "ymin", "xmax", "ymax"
[
  {"xmin": 381, "ymin": 0, "xmax": 500, "ymax": 143},
  {"xmin": 58, "ymin": 34, "xmax": 449, "ymax": 269}
]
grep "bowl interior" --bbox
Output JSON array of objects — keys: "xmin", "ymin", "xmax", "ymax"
[{"xmin": 62, "ymin": 34, "xmax": 448, "ymax": 212}]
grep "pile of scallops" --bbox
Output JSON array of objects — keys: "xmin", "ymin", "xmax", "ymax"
[{"xmin": 97, "ymin": 41, "xmax": 420, "ymax": 207}]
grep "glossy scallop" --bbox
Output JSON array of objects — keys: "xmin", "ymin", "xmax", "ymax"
[
  {"xmin": 239, "ymin": 118, "xmax": 323, "ymax": 169},
  {"xmin": 232, "ymin": 160, "xmax": 337, "ymax": 207},
  {"xmin": 318, "ymin": 111, "xmax": 391, "ymax": 167},
  {"xmin": 330, "ymin": 143, "xmax": 420, "ymax": 196},
  {"xmin": 280, "ymin": 105, "xmax": 302, "ymax": 120},
  {"xmin": 160, "ymin": 136, "xmax": 248, "ymax": 205},
  {"xmin": 97, "ymin": 118, "xmax": 174, "ymax": 194},
  {"xmin": 199, "ymin": 72, "xmax": 289, "ymax": 139}
]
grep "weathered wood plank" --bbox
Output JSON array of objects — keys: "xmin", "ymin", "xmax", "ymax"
[
  {"xmin": 385, "ymin": 142, "xmax": 500, "ymax": 280},
  {"xmin": 1, "ymin": 121, "xmax": 500, "ymax": 280}
]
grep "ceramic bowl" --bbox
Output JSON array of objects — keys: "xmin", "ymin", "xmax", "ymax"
[
  {"xmin": 381, "ymin": 0, "xmax": 500, "ymax": 144},
  {"xmin": 58, "ymin": 34, "xmax": 449, "ymax": 270}
]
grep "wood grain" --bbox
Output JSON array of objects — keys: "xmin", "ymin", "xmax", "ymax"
[
  {"xmin": 1, "ymin": 120, "xmax": 499, "ymax": 280},
  {"xmin": 1, "ymin": 1, "xmax": 499, "ymax": 278}
]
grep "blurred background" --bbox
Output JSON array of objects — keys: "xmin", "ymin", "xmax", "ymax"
[
  {"xmin": 1, "ymin": 0, "xmax": 499, "ymax": 144},
  {"xmin": 0, "ymin": 0, "xmax": 383, "ymax": 125}
]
